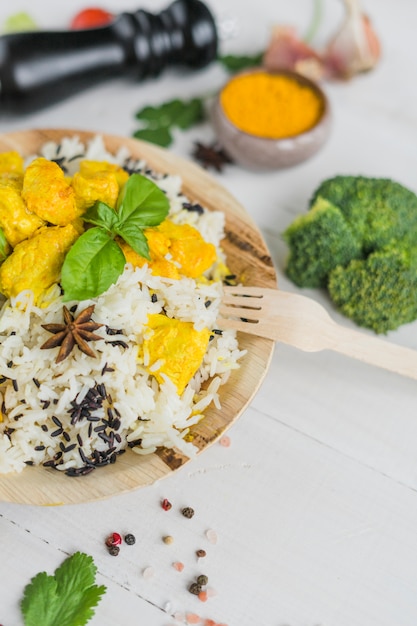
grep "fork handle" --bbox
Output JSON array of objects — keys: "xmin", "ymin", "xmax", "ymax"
[{"xmin": 319, "ymin": 321, "xmax": 417, "ymax": 381}]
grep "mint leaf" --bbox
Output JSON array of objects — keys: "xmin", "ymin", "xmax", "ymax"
[
  {"xmin": 218, "ymin": 52, "xmax": 264, "ymax": 72},
  {"xmin": 61, "ymin": 228, "xmax": 126, "ymax": 301},
  {"xmin": 117, "ymin": 173, "xmax": 169, "ymax": 227},
  {"xmin": 83, "ymin": 201, "xmax": 118, "ymax": 231},
  {"xmin": 133, "ymin": 97, "xmax": 205, "ymax": 146},
  {"xmin": 171, "ymin": 98, "xmax": 204, "ymax": 129},
  {"xmin": 133, "ymin": 126, "xmax": 173, "ymax": 147},
  {"xmin": 21, "ymin": 552, "xmax": 106, "ymax": 626}
]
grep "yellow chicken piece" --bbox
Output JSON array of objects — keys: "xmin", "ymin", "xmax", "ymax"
[
  {"xmin": 143, "ymin": 314, "xmax": 210, "ymax": 395},
  {"xmin": 0, "ymin": 151, "xmax": 24, "ymax": 175},
  {"xmin": 119, "ymin": 219, "xmax": 216, "ymax": 280},
  {"xmin": 71, "ymin": 160, "xmax": 128, "ymax": 214},
  {"xmin": 158, "ymin": 220, "xmax": 217, "ymax": 278},
  {"xmin": 118, "ymin": 229, "xmax": 180, "ymax": 279},
  {"xmin": 0, "ymin": 224, "xmax": 80, "ymax": 302},
  {"xmin": 0, "ymin": 184, "xmax": 45, "ymax": 247},
  {"xmin": 22, "ymin": 157, "xmax": 81, "ymax": 226},
  {"xmin": 78, "ymin": 160, "xmax": 129, "ymax": 188},
  {"xmin": 0, "ymin": 151, "xmax": 25, "ymax": 191}
]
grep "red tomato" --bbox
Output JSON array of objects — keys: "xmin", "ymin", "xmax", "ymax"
[{"xmin": 70, "ymin": 8, "xmax": 114, "ymax": 29}]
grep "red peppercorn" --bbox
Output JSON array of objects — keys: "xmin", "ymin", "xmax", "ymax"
[
  {"xmin": 105, "ymin": 532, "xmax": 122, "ymax": 547},
  {"xmin": 161, "ymin": 498, "xmax": 172, "ymax": 511}
]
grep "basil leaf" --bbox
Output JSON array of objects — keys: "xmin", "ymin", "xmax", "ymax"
[
  {"xmin": 117, "ymin": 173, "xmax": 169, "ymax": 227},
  {"xmin": 115, "ymin": 223, "xmax": 150, "ymax": 260},
  {"xmin": 83, "ymin": 201, "xmax": 118, "ymax": 231},
  {"xmin": 0, "ymin": 227, "xmax": 9, "ymax": 262},
  {"xmin": 61, "ymin": 228, "xmax": 125, "ymax": 301}
]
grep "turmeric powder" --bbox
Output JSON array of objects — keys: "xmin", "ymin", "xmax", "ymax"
[{"xmin": 220, "ymin": 70, "xmax": 324, "ymax": 139}]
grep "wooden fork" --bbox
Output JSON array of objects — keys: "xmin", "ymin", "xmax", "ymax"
[{"xmin": 219, "ymin": 285, "xmax": 417, "ymax": 381}]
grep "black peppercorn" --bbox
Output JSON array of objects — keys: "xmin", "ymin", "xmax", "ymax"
[
  {"xmin": 124, "ymin": 533, "xmax": 136, "ymax": 545},
  {"xmin": 197, "ymin": 574, "xmax": 208, "ymax": 586},
  {"xmin": 108, "ymin": 545, "xmax": 120, "ymax": 556},
  {"xmin": 181, "ymin": 506, "xmax": 195, "ymax": 519},
  {"xmin": 188, "ymin": 582, "xmax": 202, "ymax": 595}
]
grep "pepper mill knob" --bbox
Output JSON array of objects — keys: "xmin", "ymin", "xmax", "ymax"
[{"xmin": 0, "ymin": 0, "xmax": 218, "ymax": 112}]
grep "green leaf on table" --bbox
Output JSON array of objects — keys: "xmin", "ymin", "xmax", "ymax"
[
  {"xmin": 133, "ymin": 97, "xmax": 205, "ymax": 146},
  {"xmin": 133, "ymin": 126, "xmax": 173, "ymax": 147},
  {"xmin": 61, "ymin": 227, "xmax": 126, "ymax": 301},
  {"xmin": 20, "ymin": 552, "xmax": 106, "ymax": 626},
  {"xmin": 218, "ymin": 52, "xmax": 264, "ymax": 72}
]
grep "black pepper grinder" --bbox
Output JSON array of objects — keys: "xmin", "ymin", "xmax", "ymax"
[{"xmin": 0, "ymin": 0, "xmax": 218, "ymax": 113}]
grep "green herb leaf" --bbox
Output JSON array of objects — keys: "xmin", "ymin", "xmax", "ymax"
[
  {"xmin": 171, "ymin": 98, "xmax": 204, "ymax": 129},
  {"xmin": 0, "ymin": 227, "xmax": 10, "ymax": 262},
  {"xmin": 117, "ymin": 173, "xmax": 169, "ymax": 227},
  {"xmin": 133, "ymin": 97, "xmax": 205, "ymax": 147},
  {"xmin": 62, "ymin": 173, "xmax": 169, "ymax": 300},
  {"xmin": 61, "ymin": 228, "xmax": 126, "ymax": 301},
  {"xmin": 133, "ymin": 126, "xmax": 173, "ymax": 147},
  {"xmin": 20, "ymin": 552, "xmax": 106, "ymax": 626},
  {"xmin": 115, "ymin": 223, "xmax": 151, "ymax": 259},
  {"xmin": 218, "ymin": 52, "xmax": 264, "ymax": 72},
  {"xmin": 83, "ymin": 201, "xmax": 118, "ymax": 231}
]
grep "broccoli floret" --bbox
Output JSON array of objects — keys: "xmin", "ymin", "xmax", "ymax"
[
  {"xmin": 310, "ymin": 175, "xmax": 417, "ymax": 252},
  {"xmin": 283, "ymin": 196, "xmax": 362, "ymax": 287},
  {"xmin": 328, "ymin": 243, "xmax": 417, "ymax": 333}
]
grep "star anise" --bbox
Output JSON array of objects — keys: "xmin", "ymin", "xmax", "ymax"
[
  {"xmin": 41, "ymin": 305, "xmax": 103, "ymax": 363},
  {"xmin": 192, "ymin": 141, "xmax": 233, "ymax": 172}
]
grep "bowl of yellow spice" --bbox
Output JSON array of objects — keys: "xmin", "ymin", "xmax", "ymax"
[{"xmin": 211, "ymin": 69, "xmax": 331, "ymax": 170}]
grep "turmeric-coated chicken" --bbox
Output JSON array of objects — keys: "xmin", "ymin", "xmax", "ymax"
[
  {"xmin": 71, "ymin": 160, "xmax": 127, "ymax": 213},
  {"xmin": 119, "ymin": 219, "xmax": 217, "ymax": 280},
  {"xmin": 0, "ymin": 151, "xmax": 25, "ymax": 190},
  {"xmin": 0, "ymin": 183, "xmax": 45, "ymax": 247},
  {"xmin": 143, "ymin": 313, "xmax": 211, "ymax": 394},
  {"xmin": 0, "ymin": 151, "xmax": 24, "ymax": 175},
  {"xmin": 0, "ymin": 224, "xmax": 80, "ymax": 302},
  {"xmin": 22, "ymin": 158, "xmax": 82, "ymax": 226}
]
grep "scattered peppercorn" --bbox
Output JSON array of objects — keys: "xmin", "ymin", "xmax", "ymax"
[
  {"xmin": 105, "ymin": 532, "xmax": 122, "ymax": 547},
  {"xmin": 124, "ymin": 533, "xmax": 136, "ymax": 545},
  {"xmin": 163, "ymin": 535, "xmax": 174, "ymax": 545},
  {"xmin": 196, "ymin": 549, "xmax": 206, "ymax": 558},
  {"xmin": 108, "ymin": 545, "xmax": 120, "ymax": 556},
  {"xmin": 182, "ymin": 506, "xmax": 195, "ymax": 519},
  {"xmin": 197, "ymin": 574, "xmax": 208, "ymax": 586},
  {"xmin": 162, "ymin": 498, "xmax": 172, "ymax": 511},
  {"xmin": 189, "ymin": 582, "xmax": 202, "ymax": 595}
]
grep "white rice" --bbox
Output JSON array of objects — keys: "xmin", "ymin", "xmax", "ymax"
[{"xmin": 0, "ymin": 136, "xmax": 246, "ymax": 476}]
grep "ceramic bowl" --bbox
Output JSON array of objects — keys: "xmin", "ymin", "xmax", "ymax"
[{"xmin": 211, "ymin": 69, "xmax": 332, "ymax": 170}]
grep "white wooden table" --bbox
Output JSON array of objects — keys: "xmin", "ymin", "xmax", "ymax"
[{"xmin": 1, "ymin": 1, "xmax": 417, "ymax": 624}]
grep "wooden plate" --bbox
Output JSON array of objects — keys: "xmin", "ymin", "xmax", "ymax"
[{"xmin": 0, "ymin": 129, "xmax": 277, "ymax": 505}]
